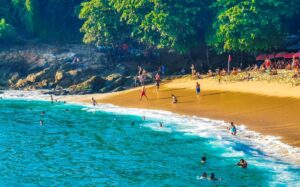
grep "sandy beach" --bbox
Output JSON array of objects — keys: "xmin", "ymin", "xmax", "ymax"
[{"xmin": 62, "ymin": 77, "xmax": 300, "ymax": 147}]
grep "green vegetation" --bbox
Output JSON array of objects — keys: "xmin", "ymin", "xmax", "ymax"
[
  {"xmin": 1, "ymin": 0, "xmax": 300, "ymax": 54},
  {"xmin": 0, "ymin": 19, "xmax": 15, "ymax": 40}
]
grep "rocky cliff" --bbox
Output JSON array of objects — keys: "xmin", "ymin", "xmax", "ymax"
[{"xmin": 0, "ymin": 43, "xmax": 143, "ymax": 94}]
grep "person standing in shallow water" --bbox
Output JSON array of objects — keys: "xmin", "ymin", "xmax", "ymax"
[
  {"xmin": 50, "ymin": 94, "xmax": 54, "ymax": 104},
  {"xmin": 228, "ymin": 122, "xmax": 237, "ymax": 135},
  {"xmin": 91, "ymin": 97, "xmax": 97, "ymax": 106}
]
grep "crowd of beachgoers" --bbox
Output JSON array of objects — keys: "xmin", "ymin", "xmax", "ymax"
[{"xmin": 202, "ymin": 56, "xmax": 300, "ymax": 86}]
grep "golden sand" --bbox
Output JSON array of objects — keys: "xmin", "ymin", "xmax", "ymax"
[{"xmin": 62, "ymin": 77, "xmax": 300, "ymax": 147}]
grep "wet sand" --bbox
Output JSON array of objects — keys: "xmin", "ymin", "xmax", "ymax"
[{"xmin": 63, "ymin": 77, "xmax": 300, "ymax": 147}]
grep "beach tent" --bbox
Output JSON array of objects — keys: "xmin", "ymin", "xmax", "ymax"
[
  {"xmin": 275, "ymin": 52, "xmax": 287, "ymax": 58},
  {"xmin": 256, "ymin": 54, "xmax": 266, "ymax": 61},
  {"xmin": 293, "ymin": 52, "xmax": 300, "ymax": 57},
  {"xmin": 283, "ymin": 53, "xmax": 295, "ymax": 59}
]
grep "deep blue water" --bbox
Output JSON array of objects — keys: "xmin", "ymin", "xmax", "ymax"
[{"xmin": 0, "ymin": 99, "xmax": 299, "ymax": 186}]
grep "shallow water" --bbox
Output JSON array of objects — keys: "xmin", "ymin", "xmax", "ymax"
[{"xmin": 0, "ymin": 99, "xmax": 300, "ymax": 186}]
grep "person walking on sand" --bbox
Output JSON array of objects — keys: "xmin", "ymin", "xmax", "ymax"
[
  {"xmin": 196, "ymin": 82, "xmax": 201, "ymax": 95},
  {"xmin": 155, "ymin": 72, "xmax": 161, "ymax": 91},
  {"xmin": 140, "ymin": 86, "xmax": 148, "ymax": 101},
  {"xmin": 171, "ymin": 94, "xmax": 178, "ymax": 104}
]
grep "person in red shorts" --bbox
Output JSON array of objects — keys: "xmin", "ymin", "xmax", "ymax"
[{"xmin": 140, "ymin": 86, "xmax": 148, "ymax": 101}]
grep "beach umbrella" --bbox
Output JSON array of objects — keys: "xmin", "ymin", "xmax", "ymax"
[
  {"xmin": 275, "ymin": 52, "xmax": 287, "ymax": 58},
  {"xmin": 256, "ymin": 54, "xmax": 266, "ymax": 61},
  {"xmin": 267, "ymin": 54, "xmax": 276, "ymax": 59},
  {"xmin": 293, "ymin": 52, "xmax": 300, "ymax": 58},
  {"xmin": 283, "ymin": 53, "xmax": 295, "ymax": 59}
]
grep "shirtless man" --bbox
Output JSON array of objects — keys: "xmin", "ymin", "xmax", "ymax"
[
  {"xmin": 140, "ymin": 86, "xmax": 148, "ymax": 101},
  {"xmin": 91, "ymin": 97, "xmax": 97, "ymax": 106}
]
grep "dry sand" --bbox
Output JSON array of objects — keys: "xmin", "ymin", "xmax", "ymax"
[{"xmin": 62, "ymin": 77, "xmax": 300, "ymax": 147}]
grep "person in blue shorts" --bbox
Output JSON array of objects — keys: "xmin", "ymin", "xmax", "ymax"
[{"xmin": 196, "ymin": 82, "xmax": 201, "ymax": 94}]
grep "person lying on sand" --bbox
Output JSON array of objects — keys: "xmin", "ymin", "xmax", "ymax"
[
  {"xmin": 237, "ymin": 159, "xmax": 248, "ymax": 168},
  {"xmin": 171, "ymin": 94, "xmax": 178, "ymax": 104}
]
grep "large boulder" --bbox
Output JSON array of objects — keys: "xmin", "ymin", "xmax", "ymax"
[{"xmin": 69, "ymin": 76, "xmax": 106, "ymax": 93}]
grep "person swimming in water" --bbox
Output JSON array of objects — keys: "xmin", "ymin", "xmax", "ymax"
[
  {"xmin": 65, "ymin": 109, "xmax": 69, "ymax": 112},
  {"xmin": 40, "ymin": 120, "xmax": 44, "ymax": 126},
  {"xmin": 229, "ymin": 122, "xmax": 237, "ymax": 135},
  {"xmin": 237, "ymin": 159, "xmax": 248, "ymax": 168},
  {"xmin": 209, "ymin": 173, "xmax": 220, "ymax": 181},
  {"xmin": 201, "ymin": 156, "xmax": 206, "ymax": 163},
  {"xmin": 131, "ymin": 122, "xmax": 135, "ymax": 126},
  {"xmin": 200, "ymin": 172, "xmax": 207, "ymax": 179},
  {"xmin": 142, "ymin": 116, "xmax": 146, "ymax": 120},
  {"xmin": 41, "ymin": 111, "xmax": 45, "ymax": 116},
  {"xmin": 159, "ymin": 122, "xmax": 163, "ymax": 127}
]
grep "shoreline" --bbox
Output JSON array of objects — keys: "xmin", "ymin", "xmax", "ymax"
[
  {"xmin": 1, "ymin": 78, "xmax": 300, "ymax": 164},
  {"xmin": 60, "ymin": 77, "xmax": 300, "ymax": 148}
]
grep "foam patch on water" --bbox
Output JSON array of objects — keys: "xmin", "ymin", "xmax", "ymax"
[{"xmin": 0, "ymin": 90, "xmax": 50, "ymax": 100}]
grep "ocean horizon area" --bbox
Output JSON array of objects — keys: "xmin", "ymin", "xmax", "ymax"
[{"xmin": 1, "ymin": 91, "xmax": 300, "ymax": 186}]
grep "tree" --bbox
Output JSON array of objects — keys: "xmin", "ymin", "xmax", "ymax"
[
  {"xmin": 113, "ymin": 0, "xmax": 212, "ymax": 53},
  {"xmin": 79, "ymin": 0, "xmax": 131, "ymax": 45},
  {"xmin": 0, "ymin": 18, "xmax": 15, "ymax": 40},
  {"xmin": 207, "ymin": 0, "xmax": 298, "ymax": 53}
]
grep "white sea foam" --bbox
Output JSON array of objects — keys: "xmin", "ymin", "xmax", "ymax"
[
  {"xmin": 1, "ymin": 90, "xmax": 300, "ymax": 167},
  {"xmin": 81, "ymin": 103, "xmax": 300, "ymax": 166},
  {"xmin": 0, "ymin": 90, "xmax": 50, "ymax": 100}
]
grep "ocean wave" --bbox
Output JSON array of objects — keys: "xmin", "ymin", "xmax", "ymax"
[{"xmin": 80, "ymin": 103, "xmax": 300, "ymax": 166}]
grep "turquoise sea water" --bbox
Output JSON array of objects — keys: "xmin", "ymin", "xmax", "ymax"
[{"xmin": 0, "ymin": 99, "xmax": 300, "ymax": 186}]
